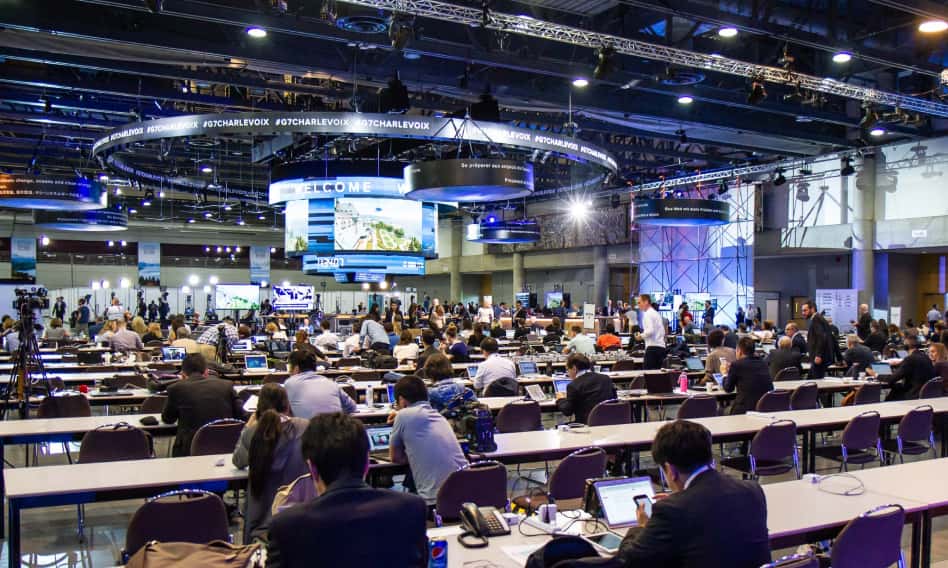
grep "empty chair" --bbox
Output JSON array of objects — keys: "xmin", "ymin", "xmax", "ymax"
[
  {"xmin": 790, "ymin": 382, "xmax": 820, "ymax": 410},
  {"xmin": 483, "ymin": 377, "xmax": 520, "ymax": 397},
  {"xmin": 755, "ymin": 390, "xmax": 791, "ymax": 413},
  {"xmin": 512, "ymin": 447, "xmax": 607, "ymax": 513},
  {"xmin": 918, "ymin": 378, "xmax": 944, "ymax": 399},
  {"xmin": 852, "ymin": 382, "xmax": 881, "ymax": 405},
  {"xmin": 761, "ymin": 553, "xmax": 819, "ymax": 568},
  {"xmin": 721, "ymin": 419, "xmax": 800, "ymax": 479},
  {"xmin": 123, "ymin": 489, "xmax": 230, "ymax": 562},
  {"xmin": 435, "ymin": 461, "xmax": 508, "ymax": 524},
  {"xmin": 611, "ymin": 359, "xmax": 637, "ymax": 372},
  {"xmin": 882, "ymin": 405, "xmax": 936, "ymax": 464},
  {"xmin": 37, "ymin": 394, "xmax": 91, "ymax": 418},
  {"xmin": 774, "ymin": 367, "xmax": 802, "ymax": 381},
  {"xmin": 677, "ymin": 395, "xmax": 718, "ymax": 419},
  {"xmin": 586, "ymin": 399, "xmax": 631, "ymax": 427},
  {"xmin": 825, "ymin": 504, "xmax": 906, "ymax": 568},
  {"xmin": 189, "ymin": 418, "xmax": 245, "ymax": 456},
  {"xmin": 813, "ymin": 411, "xmax": 883, "ymax": 471},
  {"xmin": 139, "ymin": 395, "xmax": 168, "ymax": 414},
  {"xmin": 495, "ymin": 401, "xmax": 542, "ymax": 433}
]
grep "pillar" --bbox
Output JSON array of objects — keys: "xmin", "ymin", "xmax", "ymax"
[
  {"xmin": 593, "ymin": 245, "xmax": 609, "ymax": 309},
  {"xmin": 512, "ymin": 252, "xmax": 525, "ymax": 304},
  {"xmin": 851, "ymin": 154, "xmax": 876, "ymax": 307},
  {"xmin": 450, "ymin": 219, "xmax": 462, "ymax": 302}
]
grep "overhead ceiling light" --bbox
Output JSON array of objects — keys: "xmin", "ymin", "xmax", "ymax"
[
  {"xmin": 40, "ymin": 235, "xmax": 50, "ymax": 246},
  {"xmin": 832, "ymin": 51, "xmax": 852, "ymax": 63},
  {"xmin": 270, "ymin": 247, "xmax": 277, "ymax": 253},
  {"xmin": 677, "ymin": 95, "xmax": 694, "ymax": 105},
  {"xmin": 209, "ymin": 275, "xmax": 219, "ymax": 285},
  {"xmin": 258, "ymin": 214, "xmax": 266, "ymax": 220},
  {"xmin": 237, "ymin": 218, "xmax": 246, "ymax": 226},
  {"xmin": 918, "ymin": 20, "xmax": 948, "ymax": 33},
  {"xmin": 869, "ymin": 127, "xmax": 886, "ymax": 137},
  {"xmin": 199, "ymin": 163, "xmax": 213, "ymax": 174},
  {"xmin": 718, "ymin": 27, "xmax": 738, "ymax": 38},
  {"xmin": 572, "ymin": 78, "xmax": 589, "ymax": 88},
  {"xmin": 128, "ymin": 208, "xmax": 138, "ymax": 214},
  {"xmin": 204, "ymin": 211, "xmax": 213, "ymax": 218},
  {"xmin": 98, "ymin": 174, "xmax": 109, "ymax": 182},
  {"xmin": 246, "ymin": 26, "xmax": 268, "ymax": 38},
  {"xmin": 187, "ymin": 218, "xmax": 196, "ymax": 223}
]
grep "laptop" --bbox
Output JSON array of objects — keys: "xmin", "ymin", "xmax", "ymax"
[
  {"xmin": 620, "ymin": 336, "xmax": 630, "ymax": 346},
  {"xmin": 161, "ymin": 347, "xmax": 186, "ymax": 362},
  {"xmin": 336, "ymin": 341, "xmax": 346, "ymax": 352},
  {"xmin": 517, "ymin": 361, "xmax": 541, "ymax": 377},
  {"xmin": 525, "ymin": 384, "xmax": 548, "ymax": 402},
  {"xmin": 252, "ymin": 335, "xmax": 268, "ymax": 344},
  {"xmin": 366, "ymin": 426, "xmax": 393, "ymax": 459},
  {"xmin": 684, "ymin": 357, "xmax": 704, "ymax": 371},
  {"xmin": 871, "ymin": 362, "xmax": 892, "ymax": 376},
  {"xmin": 505, "ymin": 329, "xmax": 515, "ymax": 339},
  {"xmin": 467, "ymin": 365, "xmax": 480, "ymax": 379},
  {"xmin": 553, "ymin": 378, "xmax": 571, "ymax": 394},
  {"xmin": 712, "ymin": 373, "xmax": 726, "ymax": 387},
  {"xmin": 232, "ymin": 339, "xmax": 253, "ymax": 352},
  {"xmin": 244, "ymin": 355, "xmax": 269, "ymax": 372},
  {"xmin": 760, "ymin": 343, "xmax": 776, "ymax": 354},
  {"xmin": 594, "ymin": 477, "xmax": 656, "ymax": 528},
  {"xmin": 644, "ymin": 373, "xmax": 675, "ymax": 395}
]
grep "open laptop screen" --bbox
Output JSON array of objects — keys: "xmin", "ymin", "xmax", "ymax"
[
  {"xmin": 161, "ymin": 347, "xmax": 185, "ymax": 361},
  {"xmin": 366, "ymin": 426, "xmax": 393, "ymax": 452},
  {"xmin": 594, "ymin": 477, "xmax": 656, "ymax": 528},
  {"xmin": 245, "ymin": 355, "xmax": 268, "ymax": 370},
  {"xmin": 517, "ymin": 361, "xmax": 538, "ymax": 375},
  {"xmin": 553, "ymin": 378, "xmax": 571, "ymax": 394}
]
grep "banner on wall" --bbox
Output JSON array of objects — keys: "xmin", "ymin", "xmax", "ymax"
[
  {"xmin": 890, "ymin": 306, "xmax": 902, "ymax": 327},
  {"xmin": 583, "ymin": 304, "xmax": 596, "ymax": 329},
  {"xmin": 10, "ymin": 237, "xmax": 36, "ymax": 282},
  {"xmin": 815, "ymin": 288, "xmax": 858, "ymax": 333},
  {"xmin": 138, "ymin": 242, "xmax": 161, "ymax": 286},
  {"xmin": 250, "ymin": 246, "xmax": 271, "ymax": 285}
]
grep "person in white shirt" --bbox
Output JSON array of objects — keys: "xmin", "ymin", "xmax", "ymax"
[
  {"xmin": 636, "ymin": 294, "xmax": 666, "ymax": 370},
  {"xmin": 562, "ymin": 325, "xmax": 596, "ymax": 356},
  {"xmin": 927, "ymin": 304, "xmax": 941, "ymax": 327},
  {"xmin": 473, "ymin": 338, "xmax": 516, "ymax": 392},
  {"xmin": 342, "ymin": 320, "xmax": 363, "ymax": 356},
  {"xmin": 393, "ymin": 330, "xmax": 420, "ymax": 362},
  {"xmin": 105, "ymin": 298, "xmax": 125, "ymax": 322},
  {"xmin": 476, "ymin": 301, "xmax": 493, "ymax": 325},
  {"xmin": 313, "ymin": 320, "xmax": 340, "ymax": 351}
]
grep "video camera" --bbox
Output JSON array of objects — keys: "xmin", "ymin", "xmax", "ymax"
[{"xmin": 13, "ymin": 287, "xmax": 49, "ymax": 311}]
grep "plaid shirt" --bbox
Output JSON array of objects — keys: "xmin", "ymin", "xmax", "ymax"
[{"xmin": 197, "ymin": 323, "xmax": 240, "ymax": 346}]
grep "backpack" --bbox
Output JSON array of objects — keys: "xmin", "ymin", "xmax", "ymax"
[
  {"xmin": 126, "ymin": 541, "xmax": 263, "ymax": 568},
  {"xmin": 270, "ymin": 474, "xmax": 319, "ymax": 516}
]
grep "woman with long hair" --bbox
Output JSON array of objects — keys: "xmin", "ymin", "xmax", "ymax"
[
  {"xmin": 130, "ymin": 316, "xmax": 148, "ymax": 336},
  {"xmin": 232, "ymin": 383, "xmax": 309, "ymax": 542}
]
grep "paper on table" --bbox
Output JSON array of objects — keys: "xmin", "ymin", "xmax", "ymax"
[
  {"xmin": 502, "ymin": 543, "xmax": 545, "ymax": 565},
  {"xmin": 243, "ymin": 395, "xmax": 258, "ymax": 413}
]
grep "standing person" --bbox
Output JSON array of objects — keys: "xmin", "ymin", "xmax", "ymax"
[
  {"xmin": 721, "ymin": 337, "xmax": 773, "ymax": 415},
  {"xmin": 702, "ymin": 300, "xmax": 715, "ymax": 333},
  {"xmin": 735, "ymin": 306, "xmax": 746, "ymax": 327},
  {"xmin": 266, "ymin": 413, "xmax": 428, "ymax": 568},
  {"xmin": 75, "ymin": 298, "xmax": 91, "ymax": 337},
  {"xmin": 158, "ymin": 293, "xmax": 170, "ymax": 328},
  {"xmin": 636, "ymin": 294, "xmax": 666, "ymax": 370},
  {"xmin": 555, "ymin": 354, "xmax": 617, "ymax": 424},
  {"xmin": 477, "ymin": 300, "xmax": 493, "ymax": 326},
  {"xmin": 147, "ymin": 300, "xmax": 159, "ymax": 323},
  {"xmin": 422, "ymin": 295, "xmax": 430, "ymax": 312},
  {"xmin": 802, "ymin": 300, "xmax": 835, "ymax": 379},
  {"xmin": 105, "ymin": 297, "xmax": 125, "ymax": 322},
  {"xmin": 513, "ymin": 300, "xmax": 527, "ymax": 321},
  {"xmin": 678, "ymin": 303, "xmax": 692, "ymax": 330},
  {"xmin": 52, "ymin": 296, "xmax": 66, "ymax": 321},
  {"xmin": 853, "ymin": 303, "xmax": 872, "ymax": 340},
  {"xmin": 928, "ymin": 304, "xmax": 941, "ymax": 330}
]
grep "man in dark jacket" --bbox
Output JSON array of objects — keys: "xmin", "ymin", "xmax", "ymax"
[
  {"xmin": 161, "ymin": 353, "xmax": 245, "ymax": 456},
  {"xmin": 555, "ymin": 353, "xmax": 617, "ymax": 424},
  {"xmin": 803, "ymin": 300, "xmax": 835, "ymax": 378},
  {"xmin": 722, "ymin": 337, "xmax": 773, "ymax": 414},
  {"xmin": 267, "ymin": 413, "xmax": 428, "ymax": 568},
  {"xmin": 784, "ymin": 322, "xmax": 807, "ymax": 356},
  {"xmin": 766, "ymin": 336, "xmax": 802, "ymax": 380},
  {"xmin": 864, "ymin": 322, "xmax": 887, "ymax": 353},
  {"xmin": 842, "ymin": 334, "xmax": 875, "ymax": 377},
  {"xmin": 868, "ymin": 336, "xmax": 934, "ymax": 401},
  {"xmin": 614, "ymin": 420, "xmax": 770, "ymax": 568},
  {"xmin": 854, "ymin": 303, "xmax": 872, "ymax": 340}
]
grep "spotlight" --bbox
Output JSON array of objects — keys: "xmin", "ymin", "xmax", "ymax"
[
  {"xmin": 237, "ymin": 218, "xmax": 246, "ymax": 226},
  {"xmin": 235, "ymin": 246, "xmax": 241, "ymax": 253},
  {"xmin": 717, "ymin": 179, "xmax": 729, "ymax": 196},
  {"xmin": 260, "ymin": 280, "xmax": 268, "ymax": 288},
  {"xmin": 216, "ymin": 246, "xmax": 223, "ymax": 253},
  {"xmin": 362, "ymin": 282, "xmax": 371, "ymax": 291},
  {"xmin": 378, "ymin": 71, "xmax": 410, "ymax": 113},
  {"xmin": 718, "ymin": 26, "xmax": 738, "ymax": 38},
  {"xmin": 128, "ymin": 208, "xmax": 138, "ymax": 214},
  {"xmin": 281, "ymin": 280, "xmax": 291, "ymax": 288},
  {"xmin": 747, "ymin": 81, "xmax": 767, "ymax": 105},
  {"xmin": 40, "ymin": 235, "xmax": 50, "ymax": 246},
  {"xmin": 188, "ymin": 274, "xmax": 200, "ymax": 286},
  {"xmin": 187, "ymin": 218, "xmax": 196, "ymax": 223},
  {"xmin": 919, "ymin": 20, "xmax": 948, "ymax": 33},
  {"xmin": 795, "ymin": 181, "xmax": 810, "ymax": 202},
  {"xmin": 224, "ymin": 204, "xmax": 232, "ymax": 211},
  {"xmin": 869, "ymin": 127, "xmax": 886, "ymax": 137},
  {"xmin": 209, "ymin": 275, "xmax": 219, "ymax": 285},
  {"xmin": 120, "ymin": 240, "xmax": 127, "ymax": 247},
  {"xmin": 102, "ymin": 280, "xmax": 110, "ymax": 289},
  {"xmin": 379, "ymin": 280, "xmax": 389, "ymax": 290},
  {"xmin": 225, "ymin": 246, "xmax": 232, "ymax": 253},
  {"xmin": 91, "ymin": 281, "xmax": 101, "ymax": 290},
  {"xmin": 199, "ymin": 163, "xmax": 213, "ymax": 174},
  {"xmin": 181, "ymin": 285, "xmax": 190, "ymax": 294},
  {"xmin": 142, "ymin": 189, "xmax": 154, "ymax": 206},
  {"xmin": 258, "ymin": 214, "xmax": 266, "ymax": 220},
  {"xmin": 159, "ymin": 191, "xmax": 166, "ymax": 198},
  {"xmin": 572, "ymin": 78, "xmax": 589, "ymax": 88},
  {"xmin": 568, "ymin": 197, "xmax": 592, "ymax": 222},
  {"xmin": 120, "ymin": 277, "xmax": 130, "ymax": 289},
  {"xmin": 677, "ymin": 95, "xmax": 694, "ymax": 105},
  {"xmin": 204, "ymin": 211, "xmax": 213, "ymax": 218},
  {"xmin": 388, "ymin": 16, "xmax": 412, "ymax": 50},
  {"xmin": 108, "ymin": 240, "xmax": 115, "ymax": 247},
  {"xmin": 841, "ymin": 157, "xmax": 855, "ymax": 176},
  {"xmin": 773, "ymin": 168, "xmax": 787, "ymax": 186},
  {"xmin": 831, "ymin": 51, "xmax": 852, "ymax": 63},
  {"xmin": 203, "ymin": 285, "xmax": 211, "ymax": 293},
  {"xmin": 859, "ymin": 108, "xmax": 879, "ymax": 130},
  {"xmin": 246, "ymin": 26, "xmax": 267, "ymax": 38},
  {"xmin": 270, "ymin": 247, "xmax": 277, "ymax": 253},
  {"xmin": 98, "ymin": 174, "xmax": 109, "ymax": 182},
  {"xmin": 593, "ymin": 46, "xmax": 617, "ymax": 80},
  {"xmin": 204, "ymin": 246, "xmax": 210, "ymax": 252}
]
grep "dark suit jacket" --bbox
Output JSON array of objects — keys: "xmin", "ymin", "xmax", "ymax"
[
  {"xmin": 806, "ymin": 314, "xmax": 835, "ymax": 364},
  {"xmin": 616, "ymin": 469, "xmax": 770, "ymax": 568},
  {"xmin": 864, "ymin": 332, "xmax": 887, "ymax": 354},
  {"xmin": 843, "ymin": 344, "xmax": 875, "ymax": 374},
  {"xmin": 555, "ymin": 371, "xmax": 617, "ymax": 424},
  {"xmin": 161, "ymin": 374, "xmax": 245, "ymax": 456},
  {"xmin": 884, "ymin": 350, "xmax": 935, "ymax": 401},
  {"xmin": 766, "ymin": 348, "xmax": 802, "ymax": 380},
  {"xmin": 723, "ymin": 356, "xmax": 774, "ymax": 414},
  {"xmin": 723, "ymin": 332, "xmax": 738, "ymax": 350},
  {"xmin": 790, "ymin": 333, "xmax": 808, "ymax": 356},
  {"xmin": 266, "ymin": 477, "xmax": 427, "ymax": 568},
  {"xmin": 857, "ymin": 313, "xmax": 872, "ymax": 340}
]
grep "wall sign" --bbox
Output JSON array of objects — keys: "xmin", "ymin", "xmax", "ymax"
[
  {"xmin": 0, "ymin": 174, "xmax": 106, "ymax": 211},
  {"xmin": 34, "ymin": 209, "xmax": 128, "ymax": 232}
]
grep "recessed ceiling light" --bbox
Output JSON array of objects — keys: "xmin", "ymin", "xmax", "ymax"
[
  {"xmin": 677, "ymin": 95, "xmax": 694, "ymax": 105},
  {"xmin": 187, "ymin": 218, "xmax": 196, "ymax": 223},
  {"xmin": 258, "ymin": 214, "xmax": 266, "ymax": 220},
  {"xmin": 918, "ymin": 20, "xmax": 948, "ymax": 33},
  {"xmin": 832, "ymin": 51, "xmax": 852, "ymax": 63},
  {"xmin": 869, "ymin": 127, "xmax": 886, "ymax": 137},
  {"xmin": 246, "ymin": 27, "xmax": 268, "ymax": 38},
  {"xmin": 572, "ymin": 78, "xmax": 589, "ymax": 88},
  {"xmin": 200, "ymin": 164, "xmax": 213, "ymax": 174},
  {"xmin": 718, "ymin": 27, "xmax": 738, "ymax": 38}
]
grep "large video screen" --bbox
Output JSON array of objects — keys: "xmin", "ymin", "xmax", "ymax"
[
  {"xmin": 302, "ymin": 254, "xmax": 425, "ymax": 275},
  {"xmin": 216, "ymin": 284, "xmax": 260, "ymax": 310},
  {"xmin": 334, "ymin": 198, "xmax": 422, "ymax": 252},
  {"xmin": 272, "ymin": 285, "xmax": 314, "ymax": 311}
]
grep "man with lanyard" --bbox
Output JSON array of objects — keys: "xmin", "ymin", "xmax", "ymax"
[{"xmin": 636, "ymin": 294, "xmax": 666, "ymax": 370}]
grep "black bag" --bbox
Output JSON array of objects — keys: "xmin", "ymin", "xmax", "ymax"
[
  {"xmin": 483, "ymin": 376, "xmax": 519, "ymax": 397},
  {"xmin": 146, "ymin": 372, "xmax": 181, "ymax": 393},
  {"xmin": 524, "ymin": 535, "xmax": 602, "ymax": 568}
]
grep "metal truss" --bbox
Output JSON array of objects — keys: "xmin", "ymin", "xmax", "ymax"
[
  {"xmin": 336, "ymin": 0, "xmax": 948, "ymax": 118},
  {"xmin": 627, "ymin": 163, "xmax": 779, "ymax": 192}
]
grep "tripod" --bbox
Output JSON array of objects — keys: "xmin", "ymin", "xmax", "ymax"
[
  {"xmin": 215, "ymin": 324, "xmax": 230, "ymax": 364},
  {"xmin": 3, "ymin": 302, "xmax": 53, "ymax": 420}
]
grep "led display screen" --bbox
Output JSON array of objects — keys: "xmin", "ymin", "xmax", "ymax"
[{"xmin": 215, "ymin": 284, "xmax": 261, "ymax": 310}]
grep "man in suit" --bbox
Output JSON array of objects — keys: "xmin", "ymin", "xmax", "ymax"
[
  {"xmin": 864, "ymin": 322, "xmax": 887, "ymax": 353},
  {"xmin": 722, "ymin": 337, "xmax": 773, "ymax": 414},
  {"xmin": 161, "ymin": 353, "xmax": 245, "ymax": 457},
  {"xmin": 766, "ymin": 336, "xmax": 802, "ymax": 380},
  {"xmin": 853, "ymin": 303, "xmax": 872, "ymax": 340},
  {"xmin": 555, "ymin": 353, "xmax": 617, "ymax": 424},
  {"xmin": 784, "ymin": 322, "xmax": 807, "ymax": 356},
  {"xmin": 721, "ymin": 325, "xmax": 739, "ymax": 350},
  {"xmin": 803, "ymin": 300, "xmax": 835, "ymax": 379},
  {"xmin": 614, "ymin": 420, "xmax": 770, "ymax": 568},
  {"xmin": 267, "ymin": 413, "xmax": 428, "ymax": 568},
  {"xmin": 842, "ymin": 334, "xmax": 875, "ymax": 377},
  {"xmin": 867, "ymin": 336, "xmax": 934, "ymax": 401}
]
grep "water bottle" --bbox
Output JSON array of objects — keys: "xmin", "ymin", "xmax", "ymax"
[
  {"xmin": 365, "ymin": 384, "xmax": 373, "ymax": 406},
  {"xmin": 678, "ymin": 371, "xmax": 688, "ymax": 393}
]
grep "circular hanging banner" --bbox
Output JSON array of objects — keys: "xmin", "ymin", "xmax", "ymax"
[
  {"xmin": 466, "ymin": 220, "xmax": 540, "ymax": 244},
  {"xmin": 0, "ymin": 174, "xmax": 106, "ymax": 211},
  {"xmin": 632, "ymin": 198, "xmax": 730, "ymax": 227},
  {"xmin": 404, "ymin": 159, "xmax": 533, "ymax": 202},
  {"xmin": 34, "ymin": 209, "xmax": 128, "ymax": 232}
]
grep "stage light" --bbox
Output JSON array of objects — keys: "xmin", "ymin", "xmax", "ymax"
[
  {"xmin": 203, "ymin": 285, "xmax": 211, "ymax": 293},
  {"xmin": 379, "ymin": 280, "xmax": 389, "ymax": 290},
  {"xmin": 159, "ymin": 191, "xmax": 166, "ymax": 198},
  {"xmin": 237, "ymin": 218, "xmax": 246, "ymax": 226},
  {"xmin": 362, "ymin": 282, "xmax": 371, "ymax": 290},
  {"xmin": 379, "ymin": 71, "xmax": 411, "ymax": 113},
  {"xmin": 487, "ymin": 215, "xmax": 497, "ymax": 223},
  {"xmin": 235, "ymin": 246, "xmax": 241, "ymax": 253},
  {"xmin": 209, "ymin": 275, "xmax": 219, "ymax": 285},
  {"xmin": 181, "ymin": 285, "xmax": 190, "ymax": 294},
  {"xmin": 98, "ymin": 174, "xmax": 109, "ymax": 182},
  {"xmin": 593, "ymin": 46, "xmax": 617, "ymax": 80},
  {"xmin": 859, "ymin": 107, "xmax": 879, "ymax": 130},
  {"xmin": 260, "ymin": 280, "xmax": 268, "ymax": 288},
  {"xmin": 188, "ymin": 274, "xmax": 200, "ymax": 286},
  {"xmin": 832, "ymin": 51, "xmax": 852, "ymax": 63},
  {"xmin": 108, "ymin": 241, "xmax": 115, "ymax": 247},
  {"xmin": 677, "ymin": 95, "xmax": 694, "ymax": 105},
  {"xmin": 204, "ymin": 246, "xmax": 210, "ymax": 252},
  {"xmin": 270, "ymin": 247, "xmax": 277, "ymax": 253},
  {"xmin": 200, "ymin": 164, "xmax": 213, "ymax": 174},
  {"xmin": 841, "ymin": 157, "xmax": 855, "ymax": 176},
  {"xmin": 388, "ymin": 16, "xmax": 412, "ymax": 50},
  {"xmin": 91, "ymin": 281, "xmax": 101, "ymax": 290},
  {"xmin": 120, "ymin": 277, "xmax": 130, "ymax": 289},
  {"xmin": 120, "ymin": 240, "xmax": 127, "ymax": 247},
  {"xmin": 225, "ymin": 246, "xmax": 232, "ymax": 253},
  {"xmin": 224, "ymin": 204, "xmax": 232, "ymax": 211},
  {"xmin": 773, "ymin": 168, "xmax": 787, "ymax": 186},
  {"xmin": 796, "ymin": 182, "xmax": 810, "ymax": 202},
  {"xmin": 128, "ymin": 208, "xmax": 138, "ymax": 214},
  {"xmin": 216, "ymin": 246, "xmax": 223, "ymax": 253},
  {"xmin": 568, "ymin": 197, "xmax": 592, "ymax": 222},
  {"xmin": 246, "ymin": 26, "xmax": 268, "ymax": 38},
  {"xmin": 258, "ymin": 214, "xmax": 266, "ymax": 220},
  {"xmin": 717, "ymin": 179, "xmax": 729, "ymax": 196},
  {"xmin": 204, "ymin": 211, "xmax": 213, "ymax": 218},
  {"xmin": 918, "ymin": 20, "xmax": 947, "ymax": 33},
  {"xmin": 102, "ymin": 280, "xmax": 110, "ymax": 289},
  {"xmin": 747, "ymin": 81, "xmax": 767, "ymax": 105},
  {"xmin": 718, "ymin": 27, "xmax": 738, "ymax": 38},
  {"xmin": 572, "ymin": 78, "xmax": 589, "ymax": 88},
  {"xmin": 281, "ymin": 280, "xmax": 291, "ymax": 288},
  {"xmin": 870, "ymin": 127, "xmax": 886, "ymax": 137},
  {"xmin": 40, "ymin": 235, "xmax": 50, "ymax": 246},
  {"xmin": 187, "ymin": 218, "xmax": 195, "ymax": 223}
]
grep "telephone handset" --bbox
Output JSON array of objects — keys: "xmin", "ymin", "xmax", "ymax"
[{"xmin": 458, "ymin": 502, "xmax": 510, "ymax": 548}]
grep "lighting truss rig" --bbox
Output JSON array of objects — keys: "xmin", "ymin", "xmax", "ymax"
[{"xmin": 336, "ymin": 0, "xmax": 948, "ymax": 118}]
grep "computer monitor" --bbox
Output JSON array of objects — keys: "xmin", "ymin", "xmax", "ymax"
[
  {"xmin": 712, "ymin": 373, "xmax": 725, "ymax": 386},
  {"xmin": 244, "ymin": 355, "xmax": 268, "ymax": 371},
  {"xmin": 553, "ymin": 378, "xmax": 571, "ymax": 394},
  {"xmin": 505, "ymin": 329, "xmax": 515, "ymax": 339},
  {"xmin": 161, "ymin": 347, "xmax": 186, "ymax": 362},
  {"xmin": 871, "ymin": 363, "xmax": 892, "ymax": 376},
  {"xmin": 517, "ymin": 361, "xmax": 539, "ymax": 376},
  {"xmin": 366, "ymin": 426, "xmax": 393, "ymax": 452},
  {"xmin": 467, "ymin": 365, "xmax": 480, "ymax": 379},
  {"xmin": 252, "ymin": 335, "xmax": 268, "ymax": 344},
  {"xmin": 684, "ymin": 357, "xmax": 704, "ymax": 371},
  {"xmin": 232, "ymin": 339, "xmax": 253, "ymax": 352},
  {"xmin": 594, "ymin": 477, "xmax": 656, "ymax": 528}
]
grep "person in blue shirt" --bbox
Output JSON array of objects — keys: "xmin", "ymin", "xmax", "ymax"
[
  {"xmin": 386, "ymin": 322, "xmax": 399, "ymax": 350},
  {"xmin": 440, "ymin": 326, "xmax": 470, "ymax": 363},
  {"xmin": 359, "ymin": 312, "xmax": 390, "ymax": 351},
  {"xmin": 424, "ymin": 353, "xmax": 476, "ymax": 414}
]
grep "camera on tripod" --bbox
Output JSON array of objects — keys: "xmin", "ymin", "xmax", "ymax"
[{"xmin": 13, "ymin": 287, "xmax": 50, "ymax": 312}]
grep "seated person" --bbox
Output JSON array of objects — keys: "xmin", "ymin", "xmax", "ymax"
[
  {"xmin": 766, "ymin": 335, "xmax": 802, "ymax": 379},
  {"xmin": 596, "ymin": 323, "xmax": 622, "ymax": 351},
  {"xmin": 474, "ymin": 337, "xmax": 517, "ymax": 393},
  {"xmin": 232, "ymin": 383, "xmax": 308, "ymax": 542},
  {"xmin": 784, "ymin": 322, "xmax": 807, "ymax": 355},
  {"xmin": 513, "ymin": 318, "xmax": 530, "ymax": 340},
  {"xmin": 543, "ymin": 318, "xmax": 563, "ymax": 347},
  {"xmin": 467, "ymin": 323, "xmax": 487, "ymax": 349},
  {"xmin": 864, "ymin": 323, "xmax": 887, "ymax": 353},
  {"xmin": 867, "ymin": 335, "xmax": 934, "ymax": 400},
  {"xmin": 43, "ymin": 318, "xmax": 70, "ymax": 341},
  {"xmin": 425, "ymin": 353, "xmax": 477, "ymax": 413},
  {"xmin": 440, "ymin": 326, "xmax": 470, "ymax": 363},
  {"xmin": 141, "ymin": 322, "xmax": 163, "ymax": 344},
  {"xmin": 415, "ymin": 329, "xmax": 439, "ymax": 370},
  {"xmin": 563, "ymin": 325, "xmax": 596, "ymax": 356},
  {"xmin": 614, "ymin": 420, "xmax": 770, "ymax": 568},
  {"xmin": 555, "ymin": 353, "xmax": 616, "ymax": 424},
  {"xmin": 161, "ymin": 354, "xmax": 245, "ymax": 457},
  {"xmin": 313, "ymin": 320, "xmax": 340, "ymax": 351},
  {"xmin": 385, "ymin": 322, "xmax": 399, "ymax": 351},
  {"xmin": 267, "ymin": 414, "xmax": 428, "ymax": 568},
  {"xmin": 489, "ymin": 320, "xmax": 506, "ymax": 339},
  {"xmin": 109, "ymin": 318, "xmax": 144, "ymax": 353},
  {"xmin": 284, "ymin": 350, "xmax": 357, "ymax": 419},
  {"xmin": 171, "ymin": 327, "xmax": 201, "ymax": 354},
  {"xmin": 196, "ymin": 317, "xmax": 240, "ymax": 347},
  {"xmin": 721, "ymin": 337, "xmax": 773, "ymax": 415},
  {"xmin": 393, "ymin": 330, "xmax": 420, "ymax": 362},
  {"xmin": 842, "ymin": 334, "xmax": 874, "ymax": 376},
  {"xmin": 388, "ymin": 375, "xmax": 469, "ymax": 505},
  {"xmin": 929, "ymin": 342, "xmax": 948, "ymax": 380}
]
